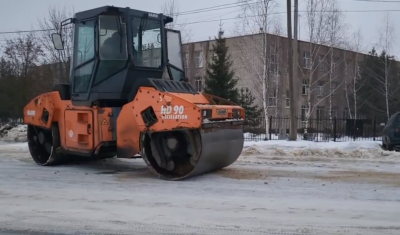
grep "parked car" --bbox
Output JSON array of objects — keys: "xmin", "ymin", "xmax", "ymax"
[{"xmin": 381, "ymin": 112, "xmax": 400, "ymax": 151}]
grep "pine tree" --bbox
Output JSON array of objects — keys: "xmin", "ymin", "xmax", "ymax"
[
  {"xmin": 238, "ymin": 87, "xmax": 262, "ymax": 126},
  {"xmin": 203, "ymin": 27, "xmax": 239, "ymax": 104}
]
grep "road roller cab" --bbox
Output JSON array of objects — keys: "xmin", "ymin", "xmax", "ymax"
[
  {"xmin": 23, "ymin": 5, "xmax": 245, "ymax": 180},
  {"xmin": 51, "ymin": 6, "xmax": 185, "ymax": 106}
]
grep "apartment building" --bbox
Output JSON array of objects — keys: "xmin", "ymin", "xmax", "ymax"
[{"xmin": 181, "ymin": 33, "xmax": 366, "ymax": 120}]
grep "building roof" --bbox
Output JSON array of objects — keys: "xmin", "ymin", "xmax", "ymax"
[{"xmin": 182, "ymin": 32, "xmax": 377, "ymax": 58}]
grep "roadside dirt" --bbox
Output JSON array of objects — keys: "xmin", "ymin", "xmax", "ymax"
[
  {"xmin": 315, "ymin": 170, "xmax": 400, "ymax": 188},
  {"xmin": 217, "ymin": 167, "xmax": 400, "ymax": 188},
  {"xmin": 216, "ymin": 167, "xmax": 316, "ymax": 180}
]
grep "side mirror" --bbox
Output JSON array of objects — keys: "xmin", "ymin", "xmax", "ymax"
[{"xmin": 51, "ymin": 33, "xmax": 64, "ymax": 50}]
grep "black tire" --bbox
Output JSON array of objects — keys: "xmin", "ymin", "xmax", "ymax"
[
  {"xmin": 383, "ymin": 137, "xmax": 394, "ymax": 151},
  {"xmin": 27, "ymin": 123, "xmax": 67, "ymax": 166},
  {"xmin": 387, "ymin": 143, "xmax": 394, "ymax": 151},
  {"xmin": 381, "ymin": 140, "xmax": 387, "ymax": 150}
]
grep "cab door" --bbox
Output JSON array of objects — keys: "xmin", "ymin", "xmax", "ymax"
[{"xmin": 165, "ymin": 28, "xmax": 186, "ymax": 82}]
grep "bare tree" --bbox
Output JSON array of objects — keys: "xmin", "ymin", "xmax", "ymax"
[
  {"xmin": 358, "ymin": 14, "xmax": 397, "ymax": 120},
  {"xmin": 378, "ymin": 13, "xmax": 396, "ymax": 119},
  {"xmin": 343, "ymin": 28, "xmax": 364, "ymax": 120},
  {"xmin": 0, "ymin": 57, "xmax": 17, "ymax": 119},
  {"xmin": 181, "ymin": 43, "xmax": 200, "ymax": 87},
  {"xmin": 300, "ymin": 0, "xmax": 345, "ymax": 135},
  {"xmin": 325, "ymin": 0, "xmax": 347, "ymax": 129},
  {"xmin": 160, "ymin": 0, "xmax": 192, "ymax": 43},
  {"xmin": 231, "ymin": 0, "xmax": 280, "ymax": 139},
  {"xmin": 345, "ymin": 14, "xmax": 399, "ymax": 121},
  {"xmin": 271, "ymin": 22, "xmax": 284, "ymax": 135},
  {"xmin": 37, "ymin": 5, "xmax": 74, "ymax": 84},
  {"xmin": 160, "ymin": 0, "xmax": 195, "ymax": 82},
  {"xmin": 3, "ymin": 33, "xmax": 44, "ymax": 79},
  {"xmin": 1, "ymin": 33, "xmax": 46, "ymax": 117}
]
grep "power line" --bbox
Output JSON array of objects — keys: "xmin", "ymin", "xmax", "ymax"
[
  {"xmin": 0, "ymin": 2, "xmax": 260, "ymax": 36},
  {"xmin": 177, "ymin": 8, "xmax": 400, "ymax": 26},
  {"xmin": 175, "ymin": 1, "xmax": 253, "ymax": 14},
  {"xmin": 0, "ymin": 8, "xmax": 399, "ymax": 36},
  {"xmin": 174, "ymin": 1, "xmax": 259, "ymax": 16},
  {"xmin": 176, "ymin": 2, "xmax": 259, "ymax": 22}
]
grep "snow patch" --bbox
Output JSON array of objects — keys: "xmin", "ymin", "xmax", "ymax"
[
  {"xmin": 0, "ymin": 124, "xmax": 27, "ymax": 142},
  {"xmin": 242, "ymin": 140, "xmax": 400, "ymax": 161}
]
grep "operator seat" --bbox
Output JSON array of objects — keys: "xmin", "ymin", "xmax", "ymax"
[{"xmin": 100, "ymin": 32, "xmax": 122, "ymax": 59}]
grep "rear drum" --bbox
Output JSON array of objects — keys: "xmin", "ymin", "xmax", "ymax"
[{"xmin": 27, "ymin": 124, "xmax": 65, "ymax": 166}]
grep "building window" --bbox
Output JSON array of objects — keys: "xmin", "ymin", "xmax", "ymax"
[
  {"xmin": 316, "ymin": 106, "xmax": 324, "ymax": 120},
  {"xmin": 318, "ymin": 55, "xmax": 325, "ymax": 71},
  {"xmin": 270, "ymin": 44, "xmax": 278, "ymax": 73},
  {"xmin": 195, "ymin": 51, "xmax": 203, "ymax": 68},
  {"xmin": 317, "ymin": 81, "xmax": 324, "ymax": 97},
  {"xmin": 285, "ymin": 90, "xmax": 290, "ymax": 108},
  {"xmin": 268, "ymin": 88, "xmax": 277, "ymax": 107},
  {"xmin": 268, "ymin": 97, "xmax": 276, "ymax": 107},
  {"xmin": 195, "ymin": 76, "xmax": 202, "ymax": 92},
  {"xmin": 270, "ymin": 72, "xmax": 279, "ymax": 84},
  {"xmin": 301, "ymin": 105, "xmax": 309, "ymax": 121},
  {"xmin": 182, "ymin": 52, "xmax": 189, "ymax": 68},
  {"xmin": 344, "ymin": 60, "xmax": 351, "ymax": 75},
  {"xmin": 303, "ymin": 51, "xmax": 311, "ymax": 69},
  {"xmin": 302, "ymin": 78, "xmax": 309, "ymax": 95}
]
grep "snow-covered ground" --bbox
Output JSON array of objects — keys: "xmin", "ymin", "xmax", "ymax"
[
  {"xmin": 0, "ymin": 124, "xmax": 27, "ymax": 142},
  {"xmin": 0, "ymin": 125, "xmax": 399, "ymax": 234}
]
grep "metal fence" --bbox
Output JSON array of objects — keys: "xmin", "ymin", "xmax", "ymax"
[
  {"xmin": 244, "ymin": 116, "xmax": 384, "ymax": 142},
  {"xmin": 0, "ymin": 115, "xmax": 385, "ymax": 143}
]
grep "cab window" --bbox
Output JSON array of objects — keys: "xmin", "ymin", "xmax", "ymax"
[
  {"xmin": 95, "ymin": 15, "xmax": 128, "ymax": 85},
  {"xmin": 73, "ymin": 20, "xmax": 95, "ymax": 93}
]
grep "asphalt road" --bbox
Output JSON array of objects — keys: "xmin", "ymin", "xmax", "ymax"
[{"xmin": 0, "ymin": 142, "xmax": 400, "ymax": 235}]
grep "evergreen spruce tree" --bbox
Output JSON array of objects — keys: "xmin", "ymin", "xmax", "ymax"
[
  {"xmin": 238, "ymin": 87, "xmax": 262, "ymax": 126},
  {"xmin": 203, "ymin": 27, "xmax": 239, "ymax": 104}
]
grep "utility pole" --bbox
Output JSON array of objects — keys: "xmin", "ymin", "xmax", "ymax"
[
  {"xmin": 290, "ymin": 0, "xmax": 299, "ymax": 140},
  {"xmin": 287, "ymin": 0, "xmax": 297, "ymax": 141}
]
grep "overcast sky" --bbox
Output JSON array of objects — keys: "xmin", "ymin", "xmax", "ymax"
[{"xmin": 0, "ymin": 0, "xmax": 399, "ymax": 58}]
